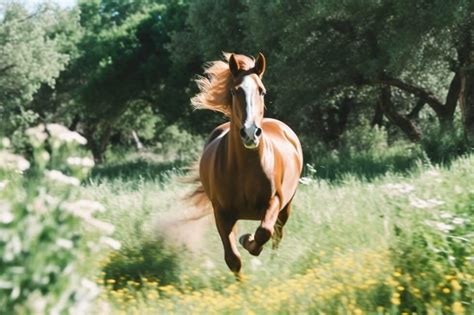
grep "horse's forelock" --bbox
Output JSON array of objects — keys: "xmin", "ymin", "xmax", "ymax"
[{"xmin": 191, "ymin": 53, "xmax": 256, "ymax": 117}]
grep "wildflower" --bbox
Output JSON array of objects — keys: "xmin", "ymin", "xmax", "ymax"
[
  {"xmin": 390, "ymin": 292, "xmax": 400, "ymax": 305},
  {"xmin": 1, "ymin": 137, "xmax": 10, "ymax": 148},
  {"xmin": 452, "ymin": 217, "xmax": 466, "ymax": 225},
  {"xmin": 383, "ymin": 183, "xmax": 415, "ymax": 196},
  {"xmin": 67, "ymin": 156, "xmax": 95, "ymax": 168},
  {"xmin": 63, "ymin": 199, "xmax": 106, "ymax": 215},
  {"xmin": 250, "ymin": 257, "xmax": 263, "ymax": 270},
  {"xmin": 452, "ymin": 301, "xmax": 465, "ymax": 314},
  {"xmin": 0, "ymin": 200, "xmax": 14, "ymax": 224},
  {"xmin": 0, "ymin": 180, "xmax": 8, "ymax": 191},
  {"xmin": 410, "ymin": 197, "xmax": 444, "ymax": 209},
  {"xmin": 442, "ymin": 287, "xmax": 450, "ymax": 294},
  {"xmin": 26, "ymin": 124, "xmax": 48, "ymax": 146},
  {"xmin": 426, "ymin": 170, "xmax": 441, "ymax": 177},
  {"xmin": 45, "ymin": 170, "xmax": 80, "ymax": 186},
  {"xmin": 425, "ymin": 220, "xmax": 454, "ymax": 233},
  {"xmin": 439, "ymin": 211, "xmax": 453, "ymax": 219},
  {"xmin": 0, "ymin": 151, "xmax": 30, "ymax": 172},
  {"xmin": 100, "ymin": 236, "xmax": 121, "ymax": 250},
  {"xmin": 56, "ymin": 238, "xmax": 74, "ymax": 249},
  {"xmin": 46, "ymin": 123, "xmax": 87, "ymax": 145},
  {"xmin": 299, "ymin": 177, "xmax": 313, "ymax": 185},
  {"xmin": 451, "ymin": 280, "xmax": 462, "ymax": 291},
  {"xmin": 203, "ymin": 258, "xmax": 215, "ymax": 270}
]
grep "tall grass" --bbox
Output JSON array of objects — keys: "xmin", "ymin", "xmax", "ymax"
[{"xmin": 83, "ymin": 153, "xmax": 473, "ymax": 314}]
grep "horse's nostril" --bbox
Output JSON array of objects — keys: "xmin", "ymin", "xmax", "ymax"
[
  {"xmin": 240, "ymin": 128, "xmax": 246, "ymax": 138},
  {"xmin": 255, "ymin": 127, "xmax": 262, "ymax": 137}
]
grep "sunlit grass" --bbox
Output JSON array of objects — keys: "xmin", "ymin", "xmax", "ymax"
[{"xmin": 80, "ymin": 154, "xmax": 473, "ymax": 314}]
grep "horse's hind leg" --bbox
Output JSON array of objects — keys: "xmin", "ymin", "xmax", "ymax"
[
  {"xmin": 272, "ymin": 200, "xmax": 292, "ymax": 250},
  {"xmin": 214, "ymin": 210, "xmax": 242, "ymax": 279}
]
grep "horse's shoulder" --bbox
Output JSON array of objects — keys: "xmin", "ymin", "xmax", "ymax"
[
  {"xmin": 205, "ymin": 122, "xmax": 230, "ymax": 146},
  {"xmin": 263, "ymin": 118, "xmax": 299, "ymax": 142}
]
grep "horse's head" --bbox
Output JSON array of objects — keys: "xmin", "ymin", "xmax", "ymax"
[{"xmin": 228, "ymin": 53, "xmax": 267, "ymax": 149}]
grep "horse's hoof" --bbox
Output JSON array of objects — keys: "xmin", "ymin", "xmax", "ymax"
[{"xmin": 239, "ymin": 233, "xmax": 253, "ymax": 247}]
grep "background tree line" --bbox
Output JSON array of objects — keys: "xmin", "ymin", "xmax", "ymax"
[{"xmin": 0, "ymin": 0, "xmax": 473, "ymax": 164}]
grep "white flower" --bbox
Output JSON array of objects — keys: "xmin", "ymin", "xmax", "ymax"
[
  {"xmin": 26, "ymin": 124, "xmax": 48, "ymax": 146},
  {"xmin": 40, "ymin": 151, "xmax": 50, "ymax": 162},
  {"xmin": 410, "ymin": 197, "xmax": 445, "ymax": 209},
  {"xmin": 26, "ymin": 291, "xmax": 47, "ymax": 314},
  {"xmin": 383, "ymin": 183, "xmax": 415, "ymax": 196},
  {"xmin": 426, "ymin": 170, "xmax": 441, "ymax": 177},
  {"xmin": 67, "ymin": 156, "xmax": 95, "ymax": 168},
  {"xmin": 63, "ymin": 199, "xmax": 105, "ymax": 216},
  {"xmin": 250, "ymin": 257, "xmax": 263, "ymax": 270},
  {"xmin": 203, "ymin": 258, "xmax": 215, "ymax": 270},
  {"xmin": 452, "ymin": 217, "xmax": 466, "ymax": 225},
  {"xmin": 100, "ymin": 237, "xmax": 121, "ymax": 250},
  {"xmin": 425, "ymin": 220, "xmax": 454, "ymax": 233},
  {"xmin": 1, "ymin": 138, "xmax": 10, "ymax": 148},
  {"xmin": 439, "ymin": 212, "xmax": 453, "ymax": 219},
  {"xmin": 0, "ymin": 201, "xmax": 13, "ymax": 224},
  {"xmin": 299, "ymin": 177, "xmax": 314, "ymax": 185},
  {"xmin": 56, "ymin": 238, "xmax": 74, "ymax": 249},
  {"xmin": 45, "ymin": 170, "xmax": 80, "ymax": 186},
  {"xmin": 0, "ymin": 151, "xmax": 30, "ymax": 172},
  {"xmin": 85, "ymin": 218, "xmax": 115, "ymax": 234},
  {"xmin": 46, "ymin": 123, "xmax": 87, "ymax": 145},
  {"xmin": 0, "ymin": 180, "xmax": 8, "ymax": 191}
]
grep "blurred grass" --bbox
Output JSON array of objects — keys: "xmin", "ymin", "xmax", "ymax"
[{"xmin": 79, "ymin": 152, "xmax": 473, "ymax": 314}]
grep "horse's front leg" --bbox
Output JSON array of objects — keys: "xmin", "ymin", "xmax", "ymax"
[
  {"xmin": 239, "ymin": 196, "xmax": 280, "ymax": 256},
  {"xmin": 214, "ymin": 209, "xmax": 242, "ymax": 279}
]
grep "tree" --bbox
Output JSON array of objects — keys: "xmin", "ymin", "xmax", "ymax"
[{"xmin": 0, "ymin": 1, "xmax": 74, "ymax": 136}]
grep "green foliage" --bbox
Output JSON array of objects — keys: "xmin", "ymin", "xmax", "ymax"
[
  {"xmin": 0, "ymin": 124, "xmax": 117, "ymax": 313},
  {"xmin": 0, "ymin": 1, "xmax": 75, "ymax": 134},
  {"xmin": 102, "ymin": 238, "xmax": 181, "ymax": 290},
  {"xmin": 304, "ymin": 121, "xmax": 425, "ymax": 181}
]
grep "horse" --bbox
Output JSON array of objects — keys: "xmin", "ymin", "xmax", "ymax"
[{"xmin": 190, "ymin": 52, "xmax": 303, "ymax": 279}]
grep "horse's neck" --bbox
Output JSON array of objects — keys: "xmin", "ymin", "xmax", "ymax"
[{"xmin": 227, "ymin": 124, "xmax": 267, "ymax": 171}]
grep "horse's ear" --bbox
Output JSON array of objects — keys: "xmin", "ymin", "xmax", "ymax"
[
  {"xmin": 229, "ymin": 54, "xmax": 240, "ymax": 77},
  {"xmin": 254, "ymin": 52, "xmax": 266, "ymax": 77}
]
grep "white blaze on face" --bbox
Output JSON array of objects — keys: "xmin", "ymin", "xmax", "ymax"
[{"xmin": 240, "ymin": 75, "xmax": 259, "ymax": 139}]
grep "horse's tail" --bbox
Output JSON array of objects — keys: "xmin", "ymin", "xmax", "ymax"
[{"xmin": 181, "ymin": 161, "xmax": 212, "ymax": 221}]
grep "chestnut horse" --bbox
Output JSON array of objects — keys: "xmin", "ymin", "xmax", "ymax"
[{"xmin": 190, "ymin": 53, "xmax": 303, "ymax": 278}]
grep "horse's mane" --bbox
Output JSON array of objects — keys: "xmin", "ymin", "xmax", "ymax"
[{"xmin": 191, "ymin": 52, "xmax": 256, "ymax": 117}]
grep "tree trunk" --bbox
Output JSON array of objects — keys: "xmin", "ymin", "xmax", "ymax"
[
  {"xmin": 459, "ymin": 10, "xmax": 474, "ymax": 145},
  {"xmin": 85, "ymin": 124, "xmax": 112, "ymax": 164},
  {"xmin": 378, "ymin": 86, "xmax": 421, "ymax": 142},
  {"xmin": 371, "ymin": 101, "xmax": 384, "ymax": 127},
  {"xmin": 460, "ymin": 59, "xmax": 474, "ymax": 144},
  {"xmin": 131, "ymin": 130, "xmax": 143, "ymax": 150}
]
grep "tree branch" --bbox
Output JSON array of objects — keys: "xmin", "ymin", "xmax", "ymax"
[{"xmin": 365, "ymin": 77, "xmax": 446, "ymax": 116}]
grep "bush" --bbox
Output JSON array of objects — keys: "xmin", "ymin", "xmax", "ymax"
[
  {"xmin": 303, "ymin": 121, "xmax": 426, "ymax": 181},
  {"xmin": 0, "ymin": 124, "xmax": 119, "ymax": 314},
  {"xmin": 102, "ymin": 238, "xmax": 181, "ymax": 290}
]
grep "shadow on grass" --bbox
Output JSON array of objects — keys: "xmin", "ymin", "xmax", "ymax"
[{"xmin": 90, "ymin": 159, "xmax": 188, "ymax": 183}]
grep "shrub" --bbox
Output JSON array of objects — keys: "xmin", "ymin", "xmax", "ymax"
[{"xmin": 0, "ymin": 124, "xmax": 119, "ymax": 314}]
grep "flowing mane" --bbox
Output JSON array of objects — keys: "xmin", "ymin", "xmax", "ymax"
[{"xmin": 191, "ymin": 53, "xmax": 256, "ymax": 117}]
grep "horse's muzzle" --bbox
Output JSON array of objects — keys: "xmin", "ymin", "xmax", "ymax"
[{"xmin": 240, "ymin": 126, "xmax": 262, "ymax": 149}]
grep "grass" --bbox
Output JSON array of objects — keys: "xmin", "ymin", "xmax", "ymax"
[{"xmin": 77, "ymin": 153, "xmax": 473, "ymax": 314}]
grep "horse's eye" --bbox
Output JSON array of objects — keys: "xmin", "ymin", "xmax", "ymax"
[{"xmin": 230, "ymin": 89, "xmax": 235, "ymax": 96}]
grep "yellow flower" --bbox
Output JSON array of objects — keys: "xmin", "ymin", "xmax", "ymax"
[
  {"xmin": 452, "ymin": 301, "xmax": 465, "ymax": 315},
  {"xmin": 442, "ymin": 287, "xmax": 451, "ymax": 294},
  {"xmin": 451, "ymin": 280, "xmax": 462, "ymax": 291}
]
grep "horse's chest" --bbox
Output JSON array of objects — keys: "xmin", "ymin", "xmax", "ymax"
[{"xmin": 219, "ymin": 172, "xmax": 273, "ymax": 217}]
